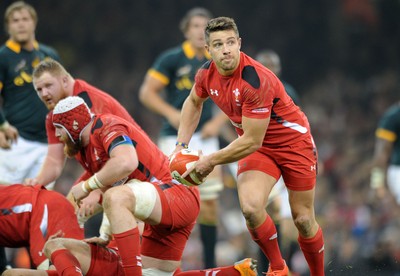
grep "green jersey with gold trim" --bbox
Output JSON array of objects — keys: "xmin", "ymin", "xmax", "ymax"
[
  {"xmin": 148, "ymin": 41, "xmax": 214, "ymax": 136},
  {"xmin": 376, "ymin": 103, "xmax": 400, "ymax": 165},
  {"xmin": 0, "ymin": 40, "xmax": 60, "ymax": 142}
]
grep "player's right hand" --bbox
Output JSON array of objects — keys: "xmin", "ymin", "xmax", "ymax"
[
  {"xmin": 24, "ymin": 178, "xmax": 40, "ymax": 186},
  {"xmin": 0, "ymin": 131, "xmax": 11, "ymax": 149}
]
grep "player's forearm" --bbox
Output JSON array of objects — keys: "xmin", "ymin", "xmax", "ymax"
[
  {"xmin": 208, "ymin": 134, "xmax": 260, "ymax": 166},
  {"xmin": 36, "ymin": 157, "xmax": 65, "ymax": 186},
  {"xmin": 144, "ymin": 94, "xmax": 177, "ymax": 118},
  {"xmin": 177, "ymin": 96, "xmax": 202, "ymax": 145}
]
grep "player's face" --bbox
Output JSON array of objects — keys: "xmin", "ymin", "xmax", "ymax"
[
  {"xmin": 185, "ymin": 16, "xmax": 208, "ymax": 50},
  {"xmin": 206, "ymin": 30, "xmax": 241, "ymax": 76},
  {"xmin": 7, "ymin": 9, "xmax": 36, "ymax": 44},
  {"xmin": 34, "ymin": 72, "xmax": 67, "ymax": 110},
  {"xmin": 55, "ymin": 126, "xmax": 82, "ymax": 158}
]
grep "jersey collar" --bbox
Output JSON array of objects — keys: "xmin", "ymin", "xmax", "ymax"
[
  {"xmin": 182, "ymin": 40, "xmax": 211, "ymax": 60},
  {"xmin": 6, "ymin": 39, "xmax": 39, "ymax": 53}
]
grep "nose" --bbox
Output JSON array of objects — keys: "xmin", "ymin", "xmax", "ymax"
[{"xmin": 222, "ymin": 43, "xmax": 230, "ymax": 54}]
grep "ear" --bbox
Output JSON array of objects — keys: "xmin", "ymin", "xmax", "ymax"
[{"xmin": 62, "ymin": 75, "xmax": 69, "ymax": 88}]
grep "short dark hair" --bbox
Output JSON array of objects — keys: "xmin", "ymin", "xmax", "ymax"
[
  {"xmin": 205, "ymin": 17, "xmax": 239, "ymax": 45},
  {"xmin": 179, "ymin": 7, "xmax": 212, "ymax": 34}
]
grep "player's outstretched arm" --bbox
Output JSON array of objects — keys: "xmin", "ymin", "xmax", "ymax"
[{"xmin": 25, "ymin": 143, "xmax": 66, "ymax": 186}]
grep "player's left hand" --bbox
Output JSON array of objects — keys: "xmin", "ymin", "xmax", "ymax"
[
  {"xmin": 71, "ymin": 181, "xmax": 90, "ymax": 206},
  {"xmin": 3, "ymin": 123, "xmax": 18, "ymax": 143},
  {"xmin": 48, "ymin": 230, "xmax": 65, "ymax": 240},
  {"xmin": 182, "ymin": 151, "xmax": 214, "ymax": 181},
  {"xmin": 84, "ymin": 236, "xmax": 110, "ymax": 246}
]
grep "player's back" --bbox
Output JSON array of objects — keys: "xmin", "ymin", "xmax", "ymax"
[{"xmin": 0, "ymin": 184, "xmax": 38, "ymax": 247}]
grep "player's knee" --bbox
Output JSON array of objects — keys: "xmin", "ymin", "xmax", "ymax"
[
  {"xmin": 293, "ymin": 214, "xmax": 314, "ymax": 237},
  {"xmin": 240, "ymin": 200, "xmax": 264, "ymax": 222},
  {"xmin": 103, "ymin": 186, "xmax": 133, "ymax": 211},
  {"xmin": 44, "ymin": 238, "xmax": 63, "ymax": 258}
]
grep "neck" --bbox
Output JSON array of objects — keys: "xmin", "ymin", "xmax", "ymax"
[
  {"xmin": 66, "ymin": 77, "xmax": 76, "ymax": 97},
  {"xmin": 14, "ymin": 36, "xmax": 36, "ymax": 51}
]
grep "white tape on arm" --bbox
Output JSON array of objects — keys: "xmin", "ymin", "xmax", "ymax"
[{"xmin": 99, "ymin": 212, "xmax": 111, "ymax": 241}]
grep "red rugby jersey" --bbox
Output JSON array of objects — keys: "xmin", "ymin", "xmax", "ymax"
[
  {"xmin": 195, "ymin": 52, "xmax": 311, "ymax": 147},
  {"xmin": 76, "ymin": 114, "xmax": 171, "ymax": 184}
]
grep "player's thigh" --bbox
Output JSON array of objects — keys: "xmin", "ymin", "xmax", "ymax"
[
  {"xmin": 237, "ymin": 170, "xmax": 276, "ymax": 211},
  {"xmin": 124, "ymin": 180, "xmax": 161, "ymax": 223}
]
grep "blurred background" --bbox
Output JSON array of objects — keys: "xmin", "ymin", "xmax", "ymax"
[{"xmin": 1, "ymin": 0, "xmax": 400, "ymax": 275}]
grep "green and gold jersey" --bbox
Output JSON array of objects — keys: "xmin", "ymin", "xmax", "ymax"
[
  {"xmin": 148, "ymin": 41, "xmax": 214, "ymax": 136},
  {"xmin": 0, "ymin": 40, "xmax": 60, "ymax": 143},
  {"xmin": 376, "ymin": 103, "xmax": 400, "ymax": 165}
]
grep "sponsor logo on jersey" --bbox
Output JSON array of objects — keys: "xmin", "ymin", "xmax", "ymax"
[
  {"xmin": 210, "ymin": 89, "xmax": 219, "ymax": 96},
  {"xmin": 251, "ymin": 107, "xmax": 269, "ymax": 113}
]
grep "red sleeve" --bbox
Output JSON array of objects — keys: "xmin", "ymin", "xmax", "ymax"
[
  {"xmin": 96, "ymin": 119, "xmax": 132, "ymax": 155},
  {"xmin": 45, "ymin": 111, "xmax": 60, "ymax": 144},
  {"xmin": 194, "ymin": 69, "xmax": 209, "ymax": 98}
]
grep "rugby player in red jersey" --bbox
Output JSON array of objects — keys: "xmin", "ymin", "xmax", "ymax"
[
  {"xmin": 0, "ymin": 184, "xmax": 83, "ymax": 271},
  {"xmin": 174, "ymin": 17, "xmax": 325, "ymax": 276}
]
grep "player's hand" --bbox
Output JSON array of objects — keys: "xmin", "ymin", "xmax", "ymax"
[
  {"xmin": 84, "ymin": 236, "xmax": 110, "ymax": 246},
  {"xmin": 0, "ymin": 131, "xmax": 11, "ymax": 149},
  {"xmin": 24, "ymin": 178, "xmax": 40, "ymax": 186},
  {"xmin": 182, "ymin": 150, "xmax": 212, "ymax": 181},
  {"xmin": 3, "ymin": 124, "xmax": 18, "ymax": 142},
  {"xmin": 71, "ymin": 181, "xmax": 90, "ymax": 207},
  {"xmin": 78, "ymin": 190, "xmax": 103, "ymax": 218},
  {"xmin": 48, "ymin": 230, "xmax": 65, "ymax": 240}
]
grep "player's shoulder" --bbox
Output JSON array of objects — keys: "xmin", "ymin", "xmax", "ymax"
[
  {"xmin": 383, "ymin": 103, "xmax": 400, "ymax": 118},
  {"xmin": 38, "ymin": 43, "xmax": 60, "ymax": 59},
  {"xmin": 0, "ymin": 44, "xmax": 12, "ymax": 59},
  {"xmin": 0, "ymin": 44, "xmax": 8, "ymax": 53},
  {"xmin": 240, "ymin": 54, "xmax": 263, "ymax": 89},
  {"xmin": 157, "ymin": 44, "xmax": 184, "ymax": 61},
  {"xmin": 241, "ymin": 53, "xmax": 279, "ymax": 90}
]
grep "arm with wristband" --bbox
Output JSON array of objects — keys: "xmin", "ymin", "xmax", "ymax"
[{"xmin": 70, "ymin": 141, "xmax": 139, "ymax": 205}]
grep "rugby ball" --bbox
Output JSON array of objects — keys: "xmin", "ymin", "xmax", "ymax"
[{"xmin": 170, "ymin": 149, "xmax": 203, "ymax": 186}]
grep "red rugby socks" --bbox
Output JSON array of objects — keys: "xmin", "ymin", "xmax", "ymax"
[
  {"xmin": 113, "ymin": 228, "xmax": 142, "ymax": 276},
  {"xmin": 50, "ymin": 249, "xmax": 83, "ymax": 276},
  {"xmin": 298, "ymin": 226, "xmax": 325, "ymax": 276},
  {"xmin": 248, "ymin": 215, "xmax": 286, "ymax": 270}
]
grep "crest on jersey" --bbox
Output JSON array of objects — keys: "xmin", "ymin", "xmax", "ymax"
[{"xmin": 233, "ymin": 88, "xmax": 240, "ymax": 102}]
